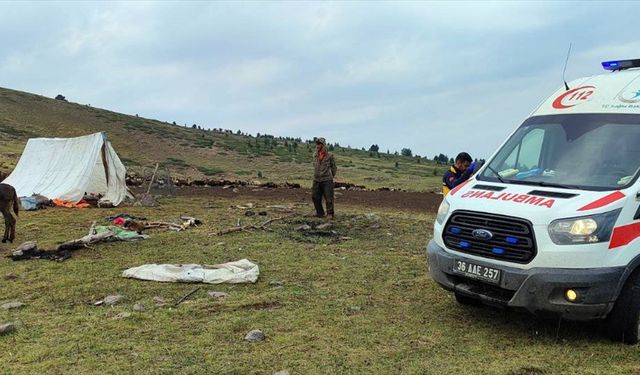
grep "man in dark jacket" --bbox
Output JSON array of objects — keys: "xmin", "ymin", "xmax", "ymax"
[
  {"xmin": 312, "ymin": 137, "xmax": 337, "ymax": 218},
  {"xmin": 442, "ymin": 152, "xmax": 475, "ymax": 196}
]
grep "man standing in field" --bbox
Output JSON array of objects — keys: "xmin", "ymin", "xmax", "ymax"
[
  {"xmin": 442, "ymin": 152, "xmax": 475, "ymax": 196},
  {"xmin": 312, "ymin": 137, "xmax": 337, "ymax": 219}
]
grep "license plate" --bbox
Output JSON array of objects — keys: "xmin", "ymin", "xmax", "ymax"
[{"xmin": 452, "ymin": 259, "xmax": 501, "ymax": 284}]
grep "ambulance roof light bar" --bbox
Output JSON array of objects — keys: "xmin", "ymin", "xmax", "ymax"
[{"xmin": 602, "ymin": 59, "xmax": 640, "ymax": 71}]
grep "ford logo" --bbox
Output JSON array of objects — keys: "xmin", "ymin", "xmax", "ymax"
[{"xmin": 472, "ymin": 229, "xmax": 493, "ymax": 240}]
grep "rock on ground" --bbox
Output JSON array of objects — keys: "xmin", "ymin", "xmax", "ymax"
[
  {"xmin": 244, "ymin": 329, "xmax": 265, "ymax": 342},
  {"xmin": 208, "ymin": 291, "xmax": 228, "ymax": 299},
  {"xmin": 111, "ymin": 312, "xmax": 132, "ymax": 320},
  {"xmin": 0, "ymin": 323, "xmax": 16, "ymax": 335},
  {"xmin": 1, "ymin": 302, "xmax": 25, "ymax": 310},
  {"xmin": 153, "ymin": 296, "xmax": 168, "ymax": 306},
  {"xmin": 274, "ymin": 370, "xmax": 291, "ymax": 375},
  {"xmin": 133, "ymin": 303, "xmax": 145, "ymax": 312},
  {"xmin": 103, "ymin": 295, "xmax": 125, "ymax": 306}
]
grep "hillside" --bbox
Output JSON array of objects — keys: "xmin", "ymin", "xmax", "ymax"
[{"xmin": 0, "ymin": 87, "xmax": 448, "ymax": 191}]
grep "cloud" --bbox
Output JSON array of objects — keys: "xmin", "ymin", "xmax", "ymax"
[{"xmin": 1, "ymin": 1, "xmax": 640, "ymax": 159}]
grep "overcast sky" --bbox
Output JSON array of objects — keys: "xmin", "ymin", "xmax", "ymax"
[{"xmin": 1, "ymin": 1, "xmax": 639, "ymax": 159}]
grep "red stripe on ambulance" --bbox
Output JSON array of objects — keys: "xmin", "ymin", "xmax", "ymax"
[
  {"xmin": 609, "ymin": 222, "xmax": 640, "ymax": 249},
  {"xmin": 449, "ymin": 178, "xmax": 473, "ymax": 196},
  {"xmin": 577, "ymin": 191, "xmax": 625, "ymax": 212}
]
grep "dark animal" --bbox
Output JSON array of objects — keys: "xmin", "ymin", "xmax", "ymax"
[{"xmin": 0, "ymin": 183, "xmax": 19, "ymax": 243}]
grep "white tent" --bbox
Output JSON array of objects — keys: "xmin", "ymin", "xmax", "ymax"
[{"xmin": 4, "ymin": 132, "xmax": 132, "ymax": 206}]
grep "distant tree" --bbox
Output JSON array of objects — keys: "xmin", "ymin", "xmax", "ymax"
[
  {"xmin": 237, "ymin": 130, "xmax": 242, "ymax": 135},
  {"xmin": 191, "ymin": 124, "xmax": 197, "ymax": 129},
  {"xmin": 288, "ymin": 144, "xmax": 293, "ymax": 153},
  {"xmin": 387, "ymin": 149, "xmax": 390, "ymax": 154},
  {"xmin": 401, "ymin": 148, "xmax": 412, "ymax": 157},
  {"xmin": 395, "ymin": 161, "xmax": 399, "ymax": 168},
  {"xmin": 172, "ymin": 121, "xmax": 177, "ymax": 125},
  {"xmin": 369, "ymin": 144, "xmax": 379, "ymax": 152},
  {"xmin": 55, "ymin": 94, "xmax": 67, "ymax": 101},
  {"xmin": 449, "ymin": 157, "xmax": 454, "ymax": 164},
  {"xmin": 293, "ymin": 142, "xmax": 298, "ymax": 153},
  {"xmin": 257, "ymin": 133, "xmax": 261, "ymax": 138},
  {"xmin": 361, "ymin": 147, "xmax": 365, "ymax": 151},
  {"xmin": 328, "ymin": 144, "xmax": 335, "ymax": 151}
]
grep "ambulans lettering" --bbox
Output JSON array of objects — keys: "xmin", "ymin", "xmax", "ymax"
[{"xmin": 460, "ymin": 190, "xmax": 555, "ymax": 208}]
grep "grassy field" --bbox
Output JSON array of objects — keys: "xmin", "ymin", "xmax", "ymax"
[
  {"xmin": 1, "ymin": 194, "xmax": 640, "ymax": 374},
  {"xmin": 0, "ymin": 87, "xmax": 447, "ymax": 192}
]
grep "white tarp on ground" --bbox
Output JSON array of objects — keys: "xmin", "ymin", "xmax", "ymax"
[
  {"xmin": 3, "ymin": 132, "xmax": 131, "ymax": 206},
  {"xmin": 121, "ymin": 259, "xmax": 260, "ymax": 284}
]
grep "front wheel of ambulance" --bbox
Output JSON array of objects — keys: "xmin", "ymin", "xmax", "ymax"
[
  {"xmin": 606, "ymin": 271, "xmax": 640, "ymax": 344},
  {"xmin": 454, "ymin": 292, "xmax": 481, "ymax": 306}
]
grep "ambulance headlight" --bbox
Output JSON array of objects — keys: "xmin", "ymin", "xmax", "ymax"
[
  {"xmin": 548, "ymin": 209, "xmax": 621, "ymax": 245},
  {"xmin": 436, "ymin": 199, "xmax": 450, "ymax": 225}
]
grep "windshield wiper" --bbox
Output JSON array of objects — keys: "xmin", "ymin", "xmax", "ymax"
[{"xmin": 485, "ymin": 165, "xmax": 506, "ymax": 183}]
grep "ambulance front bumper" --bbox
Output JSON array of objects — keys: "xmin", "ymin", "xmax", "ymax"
[{"xmin": 427, "ymin": 240, "xmax": 624, "ymax": 321}]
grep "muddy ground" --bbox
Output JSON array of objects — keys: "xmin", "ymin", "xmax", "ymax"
[{"xmin": 170, "ymin": 186, "xmax": 442, "ymax": 213}]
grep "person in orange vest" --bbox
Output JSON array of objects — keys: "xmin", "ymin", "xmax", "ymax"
[{"xmin": 442, "ymin": 152, "xmax": 475, "ymax": 196}]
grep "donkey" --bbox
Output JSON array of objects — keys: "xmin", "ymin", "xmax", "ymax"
[{"xmin": 0, "ymin": 183, "xmax": 19, "ymax": 243}]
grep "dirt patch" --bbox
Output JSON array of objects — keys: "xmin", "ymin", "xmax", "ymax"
[{"xmin": 174, "ymin": 186, "xmax": 441, "ymax": 213}]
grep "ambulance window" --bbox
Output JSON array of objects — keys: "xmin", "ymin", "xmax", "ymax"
[{"xmin": 499, "ymin": 128, "xmax": 545, "ymax": 171}]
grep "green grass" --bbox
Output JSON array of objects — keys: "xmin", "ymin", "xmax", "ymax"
[{"xmin": 1, "ymin": 196, "xmax": 640, "ymax": 374}]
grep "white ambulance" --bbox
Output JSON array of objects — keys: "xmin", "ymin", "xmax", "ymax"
[{"xmin": 428, "ymin": 58, "xmax": 640, "ymax": 343}]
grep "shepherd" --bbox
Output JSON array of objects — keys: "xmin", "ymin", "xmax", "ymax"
[
  {"xmin": 312, "ymin": 137, "xmax": 337, "ymax": 219},
  {"xmin": 0, "ymin": 183, "xmax": 19, "ymax": 243}
]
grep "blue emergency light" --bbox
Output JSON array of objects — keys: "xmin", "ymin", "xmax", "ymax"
[
  {"xmin": 492, "ymin": 247, "xmax": 506, "ymax": 255},
  {"xmin": 602, "ymin": 59, "xmax": 640, "ymax": 71}
]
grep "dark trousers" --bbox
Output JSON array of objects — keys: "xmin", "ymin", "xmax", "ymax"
[{"xmin": 312, "ymin": 180, "xmax": 334, "ymax": 216}]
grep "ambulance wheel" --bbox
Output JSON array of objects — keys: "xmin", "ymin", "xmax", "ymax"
[
  {"xmin": 454, "ymin": 292, "xmax": 481, "ymax": 306},
  {"xmin": 606, "ymin": 270, "xmax": 640, "ymax": 344}
]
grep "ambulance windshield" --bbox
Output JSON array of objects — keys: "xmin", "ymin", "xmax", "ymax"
[{"xmin": 478, "ymin": 114, "xmax": 640, "ymax": 190}]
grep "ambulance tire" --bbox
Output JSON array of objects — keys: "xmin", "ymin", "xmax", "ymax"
[
  {"xmin": 454, "ymin": 292, "xmax": 482, "ymax": 306},
  {"xmin": 606, "ymin": 270, "xmax": 640, "ymax": 344}
]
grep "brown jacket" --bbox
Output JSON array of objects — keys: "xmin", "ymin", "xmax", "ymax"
[{"xmin": 313, "ymin": 152, "xmax": 337, "ymax": 182}]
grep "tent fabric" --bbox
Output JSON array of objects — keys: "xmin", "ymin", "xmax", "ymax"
[
  {"xmin": 3, "ymin": 132, "xmax": 132, "ymax": 206},
  {"xmin": 121, "ymin": 259, "xmax": 260, "ymax": 284}
]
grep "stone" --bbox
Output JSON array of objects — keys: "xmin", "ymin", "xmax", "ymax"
[
  {"xmin": 133, "ymin": 303, "xmax": 145, "ymax": 312},
  {"xmin": 111, "ymin": 312, "xmax": 132, "ymax": 320},
  {"xmin": 269, "ymin": 280, "xmax": 284, "ymax": 287},
  {"xmin": 273, "ymin": 370, "xmax": 291, "ymax": 375},
  {"xmin": 1, "ymin": 302, "xmax": 25, "ymax": 310},
  {"xmin": 0, "ymin": 323, "xmax": 16, "ymax": 335},
  {"xmin": 295, "ymin": 224, "xmax": 311, "ymax": 231},
  {"xmin": 208, "ymin": 291, "xmax": 228, "ymax": 299},
  {"xmin": 244, "ymin": 329, "xmax": 265, "ymax": 342},
  {"xmin": 103, "ymin": 295, "xmax": 124, "ymax": 306},
  {"xmin": 316, "ymin": 223, "xmax": 333, "ymax": 230},
  {"xmin": 153, "ymin": 296, "xmax": 168, "ymax": 306}
]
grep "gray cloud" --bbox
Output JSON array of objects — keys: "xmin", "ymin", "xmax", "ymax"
[{"xmin": 1, "ymin": 1, "xmax": 639, "ymax": 159}]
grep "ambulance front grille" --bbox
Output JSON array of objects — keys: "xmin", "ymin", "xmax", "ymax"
[{"xmin": 443, "ymin": 210, "xmax": 537, "ymax": 264}]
